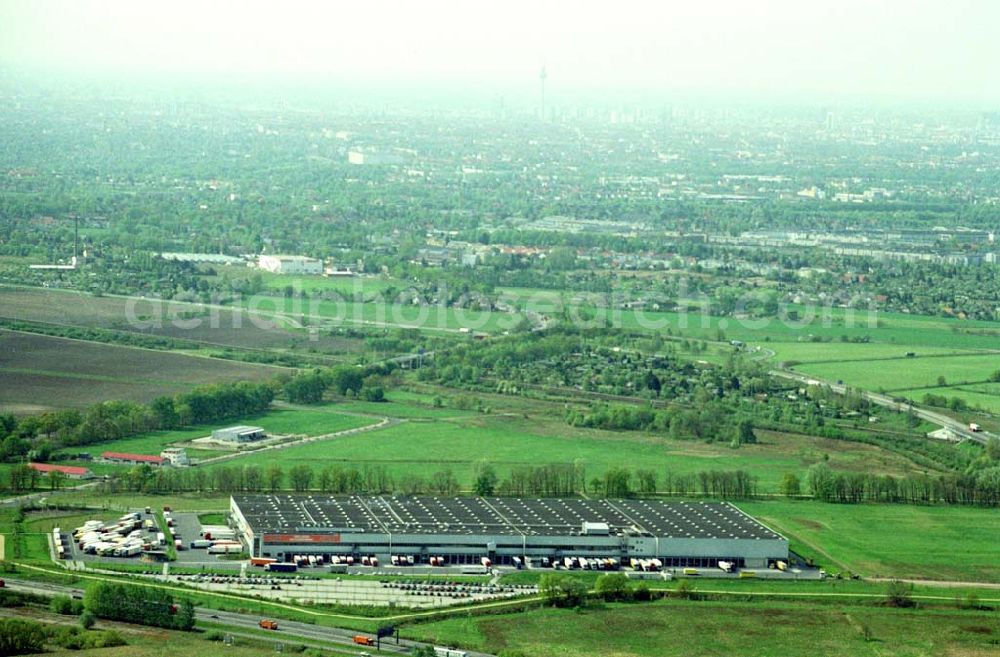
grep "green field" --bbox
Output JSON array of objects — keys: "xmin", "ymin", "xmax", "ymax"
[
  {"xmin": 210, "ymin": 413, "xmax": 935, "ymax": 492},
  {"xmin": 794, "ymin": 354, "xmax": 1000, "ymax": 393},
  {"xmin": 407, "ymin": 599, "xmax": 1000, "ymax": 657},
  {"xmin": 239, "ymin": 295, "xmax": 524, "ymax": 334},
  {"xmin": 331, "ymin": 390, "xmax": 478, "ymax": 419},
  {"xmin": 767, "ymin": 342, "xmax": 985, "ymax": 363},
  {"xmin": 223, "ymin": 270, "xmax": 395, "ymax": 294},
  {"xmin": 55, "ymin": 406, "xmax": 378, "ymax": 460},
  {"xmin": 494, "ymin": 293, "xmax": 1000, "ymax": 351},
  {"xmin": 900, "ymin": 385, "xmax": 1000, "ymax": 414},
  {"xmin": 742, "ymin": 500, "xmax": 1000, "ymax": 582}
]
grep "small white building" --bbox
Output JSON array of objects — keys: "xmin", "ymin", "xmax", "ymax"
[
  {"xmin": 160, "ymin": 448, "xmax": 190, "ymax": 467},
  {"xmin": 258, "ymin": 255, "xmax": 323, "ymax": 275}
]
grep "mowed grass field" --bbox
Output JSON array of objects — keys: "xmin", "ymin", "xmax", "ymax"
[
  {"xmin": 498, "ymin": 287, "xmax": 1000, "ymax": 349},
  {"xmin": 742, "ymin": 500, "xmax": 1000, "ymax": 582},
  {"xmin": 212, "ymin": 412, "xmax": 937, "ymax": 492},
  {"xmin": 0, "ymin": 329, "xmax": 288, "ymax": 413},
  {"xmin": 407, "ymin": 599, "xmax": 1000, "ymax": 657}
]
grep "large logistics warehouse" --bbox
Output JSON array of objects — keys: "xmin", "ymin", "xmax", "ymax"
[{"xmin": 230, "ymin": 495, "xmax": 788, "ymax": 568}]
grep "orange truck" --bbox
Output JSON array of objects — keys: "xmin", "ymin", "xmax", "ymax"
[
  {"xmin": 250, "ymin": 557, "xmax": 276, "ymax": 567},
  {"xmin": 353, "ymin": 635, "xmax": 375, "ymax": 646},
  {"xmin": 259, "ymin": 619, "xmax": 279, "ymax": 630}
]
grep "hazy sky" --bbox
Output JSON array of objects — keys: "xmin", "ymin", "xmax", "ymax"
[{"xmin": 1, "ymin": 0, "xmax": 999, "ymax": 103}]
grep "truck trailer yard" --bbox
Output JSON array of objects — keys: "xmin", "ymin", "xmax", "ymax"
[{"xmin": 61, "ymin": 508, "xmax": 248, "ymax": 568}]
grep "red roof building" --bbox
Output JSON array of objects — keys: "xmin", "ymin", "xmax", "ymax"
[
  {"xmin": 101, "ymin": 452, "xmax": 164, "ymax": 466},
  {"xmin": 28, "ymin": 462, "xmax": 94, "ymax": 479}
]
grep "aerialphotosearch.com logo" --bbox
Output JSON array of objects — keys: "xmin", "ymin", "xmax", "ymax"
[{"xmin": 121, "ymin": 277, "xmax": 881, "ymax": 340}]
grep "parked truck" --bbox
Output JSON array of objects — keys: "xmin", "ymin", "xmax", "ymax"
[
  {"xmin": 189, "ymin": 539, "xmax": 212, "ymax": 549},
  {"xmin": 266, "ymin": 562, "xmax": 297, "ymax": 573}
]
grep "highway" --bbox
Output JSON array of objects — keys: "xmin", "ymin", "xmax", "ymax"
[
  {"xmin": 0, "ymin": 577, "xmax": 494, "ymax": 657},
  {"xmin": 771, "ymin": 369, "xmax": 994, "ymax": 445}
]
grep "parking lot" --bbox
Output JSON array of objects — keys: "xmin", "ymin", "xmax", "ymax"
[{"xmin": 168, "ymin": 572, "xmax": 536, "ymax": 608}]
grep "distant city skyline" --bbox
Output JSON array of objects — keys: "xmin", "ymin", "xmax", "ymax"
[{"xmin": 1, "ymin": 0, "xmax": 999, "ymax": 105}]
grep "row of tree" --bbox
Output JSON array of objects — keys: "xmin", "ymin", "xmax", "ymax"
[
  {"xmin": 90, "ymin": 461, "xmax": 760, "ymax": 500},
  {"xmin": 805, "ymin": 462, "xmax": 1000, "ymax": 506}
]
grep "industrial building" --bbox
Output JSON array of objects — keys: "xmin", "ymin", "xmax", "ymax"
[
  {"xmin": 258, "ymin": 255, "xmax": 323, "ymax": 275},
  {"xmin": 212, "ymin": 426, "xmax": 267, "ymax": 443},
  {"xmin": 230, "ymin": 495, "xmax": 788, "ymax": 569}
]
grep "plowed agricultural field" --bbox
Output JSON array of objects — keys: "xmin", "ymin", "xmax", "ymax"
[{"xmin": 0, "ymin": 329, "xmax": 289, "ymax": 412}]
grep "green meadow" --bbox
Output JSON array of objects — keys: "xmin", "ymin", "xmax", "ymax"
[
  {"xmin": 407, "ymin": 598, "xmax": 1000, "ymax": 657},
  {"xmin": 767, "ymin": 342, "xmax": 984, "ymax": 363},
  {"xmin": 238, "ymin": 296, "xmax": 524, "ymax": 333},
  {"xmin": 794, "ymin": 354, "xmax": 1000, "ymax": 392},
  {"xmin": 741, "ymin": 500, "xmax": 1000, "ymax": 582},
  {"xmin": 209, "ymin": 414, "xmax": 934, "ymax": 492}
]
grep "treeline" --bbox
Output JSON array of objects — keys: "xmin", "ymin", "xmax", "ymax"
[
  {"xmin": 806, "ymin": 462, "xmax": 1000, "ymax": 506},
  {"xmin": 84, "ymin": 582, "xmax": 194, "ymax": 631},
  {"xmin": 494, "ymin": 463, "xmax": 585, "ymax": 497},
  {"xmin": 87, "ymin": 459, "xmax": 1000, "ymax": 506},
  {"xmin": 0, "ymin": 381, "xmax": 275, "ymax": 463},
  {"xmin": 97, "ymin": 461, "xmax": 760, "ymax": 500}
]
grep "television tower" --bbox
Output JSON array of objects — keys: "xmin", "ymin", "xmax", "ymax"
[{"xmin": 539, "ymin": 65, "xmax": 547, "ymax": 121}]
